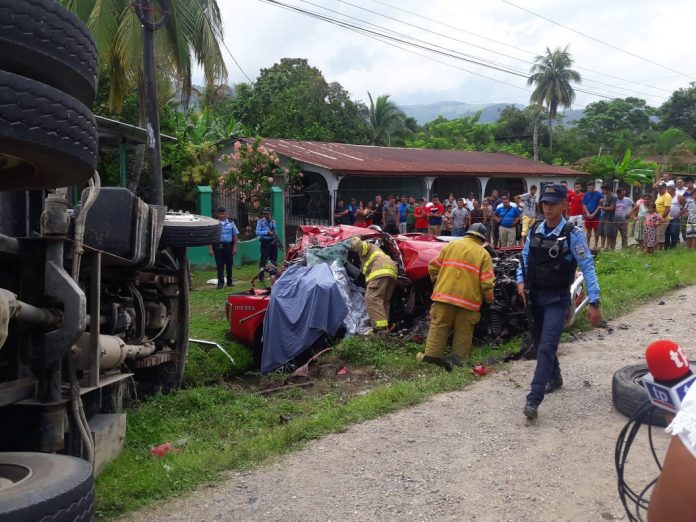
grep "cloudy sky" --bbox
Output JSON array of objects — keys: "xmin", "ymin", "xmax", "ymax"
[{"xmin": 200, "ymin": 0, "xmax": 696, "ymax": 109}]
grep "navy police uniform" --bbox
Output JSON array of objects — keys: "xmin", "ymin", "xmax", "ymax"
[
  {"xmin": 516, "ymin": 184, "xmax": 601, "ymax": 414},
  {"xmin": 255, "ymin": 208, "xmax": 278, "ymax": 281},
  {"xmin": 213, "ymin": 212, "xmax": 239, "ymax": 288}
]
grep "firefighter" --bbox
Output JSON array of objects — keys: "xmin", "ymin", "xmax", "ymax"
[
  {"xmin": 350, "ymin": 236, "xmax": 398, "ymax": 332},
  {"xmin": 417, "ymin": 223, "xmax": 494, "ymax": 371}
]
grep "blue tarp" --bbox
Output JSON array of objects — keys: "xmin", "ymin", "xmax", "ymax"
[{"xmin": 260, "ymin": 263, "xmax": 348, "ymax": 374}]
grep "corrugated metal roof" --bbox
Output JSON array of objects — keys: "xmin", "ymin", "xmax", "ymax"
[{"xmin": 238, "ymin": 138, "xmax": 583, "ymax": 178}]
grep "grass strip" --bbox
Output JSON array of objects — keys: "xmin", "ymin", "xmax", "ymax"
[{"xmin": 96, "ymin": 248, "xmax": 696, "ymax": 518}]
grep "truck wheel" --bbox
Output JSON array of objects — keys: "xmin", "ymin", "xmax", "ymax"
[
  {"xmin": 0, "ymin": 0, "xmax": 98, "ymax": 105},
  {"xmin": 0, "ymin": 452, "xmax": 94, "ymax": 522},
  {"xmin": 160, "ymin": 213, "xmax": 221, "ymax": 247},
  {"xmin": 612, "ymin": 364, "xmax": 669, "ymax": 427},
  {"xmin": 0, "ymin": 71, "xmax": 97, "ymax": 191}
]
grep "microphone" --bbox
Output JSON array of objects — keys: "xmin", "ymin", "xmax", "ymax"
[{"xmin": 641, "ymin": 340, "xmax": 696, "ymax": 413}]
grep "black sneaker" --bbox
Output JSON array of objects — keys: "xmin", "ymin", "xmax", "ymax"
[
  {"xmin": 227, "ymin": 281, "xmax": 235, "ymax": 287},
  {"xmin": 544, "ymin": 377, "xmax": 563, "ymax": 394},
  {"xmin": 447, "ymin": 354, "xmax": 466, "ymax": 367},
  {"xmin": 216, "ymin": 283, "xmax": 223, "ymax": 290},
  {"xmin": 523, "ymin": 401, "xmax": 539, "ymax": 420}
]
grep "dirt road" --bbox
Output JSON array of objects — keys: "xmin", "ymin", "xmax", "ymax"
[{"xmin": 128, "ymin": 288, "xmax": 696, "ymax": 521}]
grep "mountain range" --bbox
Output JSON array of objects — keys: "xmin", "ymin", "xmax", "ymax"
[{"xmin": 399, "ymin": 101, "xmax": 584, "ymax": 126}]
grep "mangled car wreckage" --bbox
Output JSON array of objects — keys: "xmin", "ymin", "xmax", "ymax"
[{"xmin": 228, "ymin": 225, "xmax": 589, "ymax": 371}]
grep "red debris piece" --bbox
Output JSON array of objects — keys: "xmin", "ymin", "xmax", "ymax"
[
  {"xmin": 472, "ymin": 365, "xmax": 492, "ymax": 377},
  {"xmin": 150, "ymin": 442, "xmax": 180, "ymax": 457},
  {"xmin": 337, "ymin": 367, "xmax": 349, "ymax": 375}
]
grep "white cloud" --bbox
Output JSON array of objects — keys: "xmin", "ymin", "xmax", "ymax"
[{"xmin": 198, "ymin": 0, "xmax": 696, "ymax": 109}]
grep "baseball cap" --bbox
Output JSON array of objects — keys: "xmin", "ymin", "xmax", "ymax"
[
  {"xmin": 263, "ymin": 206, "xmax": 271, "ymax": 213},
  {"xmin": 539, "ymin": 183, "xmax": 568, "ymax": 204}
]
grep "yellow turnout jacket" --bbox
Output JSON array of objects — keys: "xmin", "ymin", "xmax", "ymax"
[
  {"xmin": 350, "ymin": 237, "xmax": 398, "ymax": 283},
  {"xmin": 428, "ymin": 236, "xmax": 494, "ymax": 311}
]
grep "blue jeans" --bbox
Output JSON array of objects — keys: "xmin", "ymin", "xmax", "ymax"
[
  {"xmin": 452, "ymin": 227, "xmax": 466, "ymax": 236},
  {"xmin": 665, "ymin": 218, "xmax": 681, "ymax": 249},
  {"xmin": 527, "ymin": 290, "xmax": 569, "ymax": 405}
]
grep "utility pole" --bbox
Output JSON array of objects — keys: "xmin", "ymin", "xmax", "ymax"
[{"xmin": 135, "ymin": 0, "xmax": 169, "ymax": 206}]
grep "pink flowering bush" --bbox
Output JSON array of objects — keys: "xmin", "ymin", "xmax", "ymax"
[{"xmin": 221, "ymin": 138, "xmax": 302, "ymax": 207}]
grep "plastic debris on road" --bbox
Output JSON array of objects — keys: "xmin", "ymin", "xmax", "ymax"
[{"xmin": 472, "ymin": 365, "xmax": 492, "ymax": 377}]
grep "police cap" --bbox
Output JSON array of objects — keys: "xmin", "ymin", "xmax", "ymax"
[{"xmin": 539, "ymin": 183, "xmax": 568, "ymax": 204}]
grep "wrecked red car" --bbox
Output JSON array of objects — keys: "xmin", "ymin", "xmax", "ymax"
[{"xmin": 227, "ymin": 225, "xmax": 588, "ymax": 360}]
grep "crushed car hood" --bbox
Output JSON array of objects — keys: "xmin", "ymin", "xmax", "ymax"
[{"xmin": 287, "ymin": 225, "xmax": 448, "ymax": 281}]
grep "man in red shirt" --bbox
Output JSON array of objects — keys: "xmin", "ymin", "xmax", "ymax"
[
  {"xmin": 414, "ymin": 198, "xmax": 429, "ymax": 233},
  {"xmin": 567, "ymin": 181, "xmax": 585, "ymax": 228}
]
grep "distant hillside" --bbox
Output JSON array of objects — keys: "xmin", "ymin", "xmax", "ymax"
[{"xmin": 400, "ymin": 101, "xmax": 584, "ymax": 125}]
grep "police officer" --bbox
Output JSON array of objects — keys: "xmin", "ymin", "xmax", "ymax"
[
  {"xmin": 417, "ymin": 223, "xmax": 494, "ymax": 371},
  {"xmin": 209, "ymin": 206, "xmax": 239, "ymax": 289},
  {"xmin": 516, "ymin": 183, "xmax": 602, "ymax": 420},
  {"xmin": 255, "ymin": 207, "xmax": 278, "ymax": 281}
]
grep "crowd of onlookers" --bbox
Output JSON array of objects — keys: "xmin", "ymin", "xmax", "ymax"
[{"xmin": 333, "ymin": 173, "xmax": 696, "ymax": 253}]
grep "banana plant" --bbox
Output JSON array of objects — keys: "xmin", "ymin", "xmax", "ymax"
[{"xmin": 596, "ymin": 148, "xmax": 655, "ymax": 186}]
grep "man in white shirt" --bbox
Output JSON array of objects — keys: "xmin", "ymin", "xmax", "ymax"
[
  {"xmin": 519, "ymin": 185, "xmax": 539, "ymax": 241},
  {"xmin": 613, "ymin": 188, "xmax": 634, "ymax": 249},
  {"xmin": 665, "ymin": 185, "xmax": 682, "ymax": 249}
]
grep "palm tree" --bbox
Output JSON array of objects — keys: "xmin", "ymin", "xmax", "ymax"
[
  {"xmin": 367, "ymin": 92, "xmax": 407, "ymax": 146},
  {"xmin": 527, "ymin": 45, "xmax": 581, "ymax": 152},
  {"xmin": 62, "ymin": 0, "xmax": 227, "ymax": 111},
  {"xmin": 62, "ymin": 0, "xmax": 228, "ymax": 189}
]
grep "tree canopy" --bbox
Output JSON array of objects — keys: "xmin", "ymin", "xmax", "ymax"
[
  {"xmin": 574, "ymin": 97, "xmax": 655, "ymax": 155},
  {"xmin": 230, "ymin": 58, "xmax": 372, "ymax": 143},
  {"xmin": 659, "ymin": 82, "xmax": 696, "ymax": 139}
]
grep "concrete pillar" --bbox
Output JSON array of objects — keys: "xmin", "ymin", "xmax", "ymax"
[
  {"xmin": 196, "ymin": 185, "xmax": 213, "ymax": 216},
  {"xmin": 187, "ymin": 186, "xmax": 215, "ymax": 269},
  {"xmin": 327, "ymin": 175, "xmax": 341, "ymax": 225},
  {"xmin": 424, "ymin": 176, "xmax": 436, "ymax": 200},
  {"xmin": 479, "ymin": 176, "xmax": 491, "ymax": 197},
  {"xmin": 270, "ymin": 186, "xmax": 284, "ymax": 250}
]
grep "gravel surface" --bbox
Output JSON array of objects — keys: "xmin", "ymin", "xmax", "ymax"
[{"xmin": 126, "ymin": 288, "xmax": 696, "ymax": 522}]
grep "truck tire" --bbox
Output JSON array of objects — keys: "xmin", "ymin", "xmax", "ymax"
[
  {"xmin": 160, "ymin": 213, "xmax": 221, "ymax": 247},
  {"xmin": 612, "ymin": 364, "xmax": 669, "ymax": 427},
  {"xmin": 0, "ymin": 0, "xmax": 98, "ymax": 106},
  {"xmin": 0, "ymin": 452, "xmax": 94, "ymax": 522},
  {"xmin": 0, "ymin": 71, "xmax": 97, "ymax": 191}
]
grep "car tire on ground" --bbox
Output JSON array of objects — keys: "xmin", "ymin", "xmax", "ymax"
[
  {"xmin": 612, "ymin": 363, "xmax": 669, "ymax": 427},
  {"xmin": 160, "ymin": 213, "xmax": 221, "ymax": 247},
  {"xmin": 0, "ymin": 71, "xmax": 98, "ymax": 191},
  {"xmin": 0, "ymin": 452, "xmax": 95, "ymax": 522},
  {"xmin": 0, "ymin": 0, "xmax": 98, "ymax": 106}
]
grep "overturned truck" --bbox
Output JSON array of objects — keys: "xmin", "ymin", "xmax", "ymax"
[
  {"xmin": 228, "ymin": 225, "xmax": 589, "ymax": 367},
  {"xmin": 0, "ymin": 1, "xmax": 218, "ymax": 519}
]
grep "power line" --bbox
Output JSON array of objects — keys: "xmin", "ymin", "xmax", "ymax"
[
  {"xmin": 365, "ymin": 0, "xmax": 674, "ymax": 95},
  {"xmin": 257, "ymin": 0, "xmax": 644, "ymax": 105},
  {"xmin": 501, "ymin": 0, "xmax": 696, "ymax": 80},
  {"xmin": 220, "ymin": 39, "xmax": 253, "ymax": 83},
  {"xmin": 325, "ymin": 0, "xmax": 665, "ymax": 102},
  {"xmin": 283, "ymin": 0, "xmax": 664, "ymax": 105}
]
